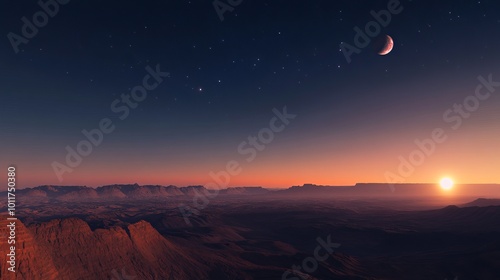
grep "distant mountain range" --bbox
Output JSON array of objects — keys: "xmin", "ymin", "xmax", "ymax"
[
  {"xmin": 5, "ymin": 184, "xmax": 271, "ymax": 201},
  {"xmin": 461, "ymin": 198, "xmax": 500, "ymax": 207},
  {"xmin": 3, "ymin": 183, "xmax": 500, "ymax": 201}
]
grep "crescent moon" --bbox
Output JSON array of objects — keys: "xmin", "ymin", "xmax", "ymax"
[{"xmin": 378, "ymin": 35, "xmax": 394, "ymax": 56}]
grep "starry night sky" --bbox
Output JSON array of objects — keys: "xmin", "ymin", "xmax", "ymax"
[{"xmin": 1, "ymin": 0, "xmax": 500, "ymax": 188}]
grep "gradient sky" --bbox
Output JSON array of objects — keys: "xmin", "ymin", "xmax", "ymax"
[{"xmin": 1, "ymin": 0, "xmax": 499, "ymax": 188}]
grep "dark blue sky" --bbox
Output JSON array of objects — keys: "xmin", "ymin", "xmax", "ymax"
[{"xmin": 1, "ymin": 0, "xmax": 500, "ymax": 187}]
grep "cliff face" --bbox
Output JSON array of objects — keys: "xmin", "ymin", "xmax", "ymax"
[
  {"xmin": 0, "ymin": 217, "xmax": 60, "ymax": 280},
  {"xmin": 0, "ymin": 217, "xmax": 209, "ymax": 280}
]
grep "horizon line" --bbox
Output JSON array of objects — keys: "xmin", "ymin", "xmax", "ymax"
[{"xmin": 15, "ymin": 182, "xmax": 500, "ymax": 190}]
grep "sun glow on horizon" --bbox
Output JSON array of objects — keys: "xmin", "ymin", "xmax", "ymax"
[{"xmin": 440, "ymin": 177, "xmax": 454, "ymax": 190}]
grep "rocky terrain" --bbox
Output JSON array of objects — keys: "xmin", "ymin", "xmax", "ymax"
[{"xmin": 1, "ymin": 185, "xmax": 500, "ymax": 279}]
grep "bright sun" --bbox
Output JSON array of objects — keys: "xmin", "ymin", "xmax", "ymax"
[{"xmin": 440, "ymin": 178, "xmax": 454, "ymax": 190}]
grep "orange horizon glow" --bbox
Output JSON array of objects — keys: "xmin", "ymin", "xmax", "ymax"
[
  {"xmin": 10, "ymin": 154, "xmax": 500, "ymax": 189},
  {"xmin": 12, "ymin": 168, "xmax": 499, "ymax": 189},
  {"xmin": 6, "ymin": 100, "xmax": 500, "ymax": 189}
]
